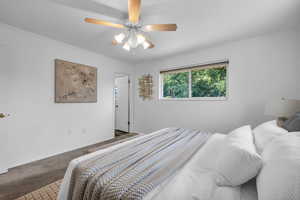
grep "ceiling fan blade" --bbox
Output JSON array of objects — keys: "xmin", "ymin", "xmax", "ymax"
[
  {"xmin": 143, "ymin": 24, "xmax": 177, "ymax": 32},
  {"xmin": 128, "ymin": 0, "xmax": 141, "ymax": 24},
  {"xmin": 148, "ymin": 42, "xmax": 155, "ymax": 49},
  {"xmin": 112, "ymin": 39, "xmax": 118, "ymax": 45},
  {"xmin": 84, "ymin": 18, "xmax": 125, "ymax": 29},
  {"xmin": 144, "ymin": 40, "xmax": 154, "ymax": 49}
]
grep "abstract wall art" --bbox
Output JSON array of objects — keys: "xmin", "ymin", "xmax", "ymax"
[{"xmin": 55, "ymin": 59, "xmax": 97, "ymax": 103}]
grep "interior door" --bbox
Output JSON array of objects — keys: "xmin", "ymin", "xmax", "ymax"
[
  {"xmin": 0, "ymin": 44, "xmax": 12, "ymax": 174},
  {"xmin": 115, "ymin": 76, "xmax": 129, "ymax": 132}
]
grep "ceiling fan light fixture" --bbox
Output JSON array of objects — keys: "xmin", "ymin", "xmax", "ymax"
[
  {"xmin": 84, "ymin": 0, "xmax": 178, "ymax": 52},
  {"xmin": 114, "ymin": 33, "xmax": 126, "ymax": 44},
  {"xmin": 123, "ymin": 42, "xmax": 131, "ymax": 51}
]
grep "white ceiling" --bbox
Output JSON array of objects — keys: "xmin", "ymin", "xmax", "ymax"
[{"xmin": 0, "ymin": 0, "xmax": 299, "ymax": 63}]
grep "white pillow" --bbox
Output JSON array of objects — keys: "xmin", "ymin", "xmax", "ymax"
[
  {"xmin": 257, "ymin": 133, "xmax": 300, "ymax": 200},
  {"xmin": 215, "ymin": 125, "xmax": 262, "ymax": 187},
  {"xmin": 253, "ymin": 120, "xmax": 288, "ymax": 153},
  {"xmin": 191, "ymin": 133, "xmax": 226, "ymax": 171}
]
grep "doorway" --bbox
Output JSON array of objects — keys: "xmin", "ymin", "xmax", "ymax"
[{"xmin": 114, "ymin": 73, "xmax": 130, "ymax": 137}]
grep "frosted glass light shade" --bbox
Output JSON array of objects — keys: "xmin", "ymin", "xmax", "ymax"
[
  {"xmin": 114, "ymin": 33, "xmax": 125, "ymax": 43},
  {"xmin": 143, "ymin": 41, "xmax": 151, "ymax": 49},
  {"xmin": 265, "ymin": 98, "xmax": 300, "ymax": 117},
  {"xmin": 128, "ymin": 33, "xmax": 138, "ymax": 48},
  {"xmin": 137, "ymin": 34, "xmax": 146, "ymax": 44},
  {"xmin": 123, "ymin": 42, "xmax": 130, "ymax": 51}
]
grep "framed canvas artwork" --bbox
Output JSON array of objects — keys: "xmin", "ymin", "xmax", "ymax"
[{"xmin": 55, "ymin": 59, "xmax": 97, "ymax": 103}]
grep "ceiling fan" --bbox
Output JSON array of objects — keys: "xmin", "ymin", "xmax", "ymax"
[{"xmin": 84, "ymin": 0, "xmax": 177, "ymax": 51}]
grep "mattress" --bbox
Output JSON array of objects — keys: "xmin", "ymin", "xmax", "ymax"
[{"xmin": 58, "ymin": 129, "xmax": 258, "ymax": 200}]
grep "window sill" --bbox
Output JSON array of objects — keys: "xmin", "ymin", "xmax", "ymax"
[{"xmin": 159, "ymin": 97, "xmax": 228, "ymax": 101}]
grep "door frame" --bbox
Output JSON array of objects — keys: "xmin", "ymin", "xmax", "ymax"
[{"xmin": 113, "ymin": 73, "xmax": 131, "ymax": 133}]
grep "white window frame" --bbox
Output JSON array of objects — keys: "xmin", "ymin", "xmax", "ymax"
[{"xmin": 159, "ymin": 61, "xmax": 229, "ymax": 101}]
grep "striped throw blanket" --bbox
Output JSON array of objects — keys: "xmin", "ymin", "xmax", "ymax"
[{"xmin": 67, "ymin": 128, "xmax": 211, "ymax": 200}]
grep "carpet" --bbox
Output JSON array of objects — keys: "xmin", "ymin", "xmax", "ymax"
[{"xmin": 15, "ymin": 180, "xmax": 62, "ymax": 200}]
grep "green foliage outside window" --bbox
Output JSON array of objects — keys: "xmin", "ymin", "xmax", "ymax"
[
  {"xmin": 192, "ymin": 67, "xmax": 226, "ymax": 97},
  {"xmin": 162, "ymin": 67, "xmax": 227, "ymax": 98},
  {"xmin": 163, "ymin": 72, "xmax": 189, "ymax": 98}
]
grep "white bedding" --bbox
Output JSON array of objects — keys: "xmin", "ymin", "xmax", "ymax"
[{"xmin": 58, "ymin": 129, "xmax": 257, "ymax": 200}]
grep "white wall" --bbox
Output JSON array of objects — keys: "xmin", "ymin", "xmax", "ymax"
[
  {"xmin": 0, "ymin": 23, "xmax": 134, "ymax": 172},
  {"xmin": 133, "ymin": 29, "xmax": 300, "ymax": 134},
  {"xmin": 1, "ymin": 22, "xmax": 300, "ymax": 173}
]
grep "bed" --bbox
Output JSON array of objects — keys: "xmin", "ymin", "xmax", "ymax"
[{"xmin": 58, "ymin": 127, "xmax": 258, "ymax": 200}]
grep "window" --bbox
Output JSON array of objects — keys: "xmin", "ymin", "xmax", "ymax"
[
  {"xmin": 162, "ymin": 70, "xmax": 189, "ymax": 98},
  {"xmin": 159, "ymin": 61, "xmax": 228, "ymax": 100}
]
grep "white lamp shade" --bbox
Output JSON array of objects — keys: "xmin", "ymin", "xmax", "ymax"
[{"xmin": 265, "ymin": 99, "xmax": 300, "ymax": 117}]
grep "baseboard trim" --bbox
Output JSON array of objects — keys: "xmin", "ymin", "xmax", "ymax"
[
  {"xmin": 0, "ymin": 168, "xmax": 8, "ymax": 174},
  {"xmin": 115, "ymin": 129, "xmax": 129, "ymax": 133}
]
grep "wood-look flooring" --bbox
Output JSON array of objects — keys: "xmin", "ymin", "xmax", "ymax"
[{"xmin": 0, "ymin": 132, "xmax": 138, "ymax": 200}]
